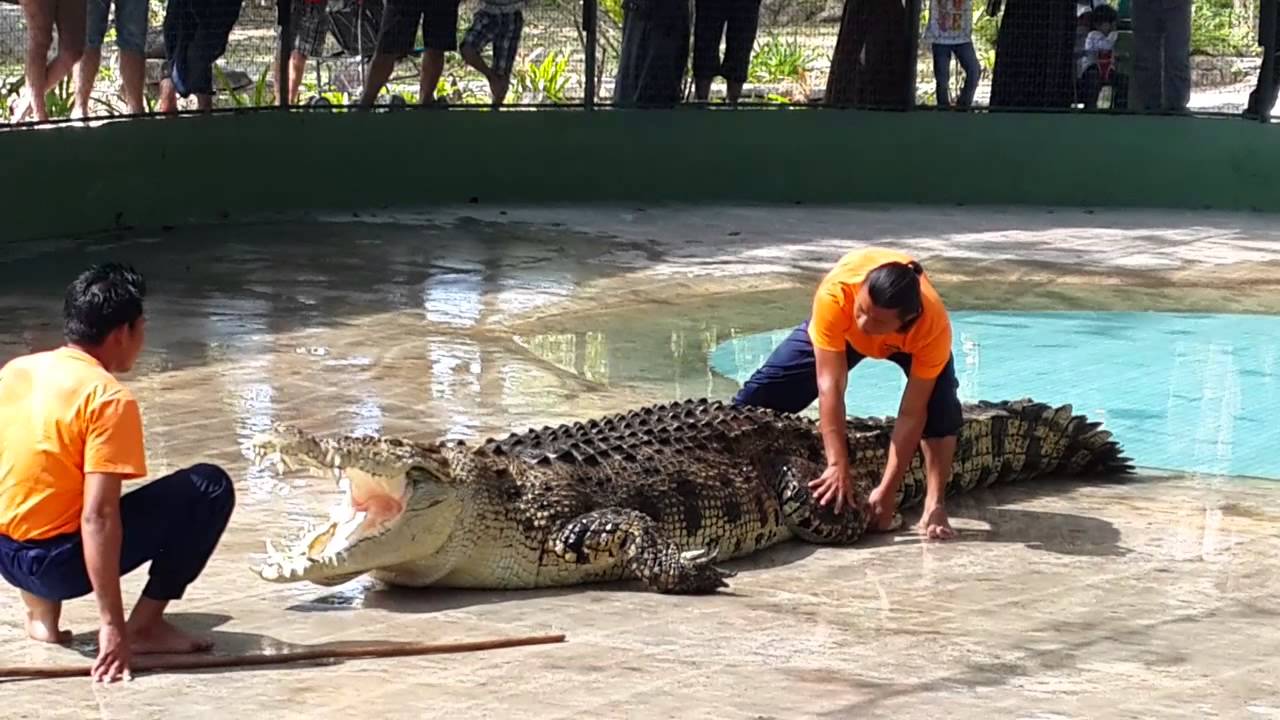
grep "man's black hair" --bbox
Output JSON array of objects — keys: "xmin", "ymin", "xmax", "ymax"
[
  {"xmin": 63, "ymin": 263, "xmax": 147, "ymax": 346},
  {"xmin": 864, "ymin": 260, "xmax": 925, "ymax": 329}
]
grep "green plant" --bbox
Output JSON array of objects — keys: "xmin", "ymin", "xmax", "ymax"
[
  {"xmin": 215, "ymin": 65, "xmax": 272, "ymax": 108},
  {"xmin": 1190, "ymin": 0, "xmax": 1259, "ymax": 56},
  {"xmin": 748, "ymin": 36, "xmax": 821, "ymax": 84},
  {"xmin": 511, "ymin": 49, "xmax": 571, "ymax": 103}
]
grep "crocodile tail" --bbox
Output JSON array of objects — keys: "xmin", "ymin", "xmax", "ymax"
[{"xmin": 966, "ymin": 398, "xmax": 1134, "ymax": 489}]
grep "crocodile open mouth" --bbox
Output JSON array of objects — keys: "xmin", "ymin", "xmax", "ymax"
[{"xmin": 265, "ymin": 466, "xmax": 411, "ymax": 567}]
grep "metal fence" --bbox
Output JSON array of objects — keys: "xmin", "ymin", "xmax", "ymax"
[{"xmin": 0, "ymin": 0, "xmax": 1275, "ymax": 122}]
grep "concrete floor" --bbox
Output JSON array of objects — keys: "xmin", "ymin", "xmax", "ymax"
[{"xmin": 1, "ymin": 205, "xmax": 1279, "ymax": 718}]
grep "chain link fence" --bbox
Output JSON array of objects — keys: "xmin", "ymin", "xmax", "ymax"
[{"xmin": 0, "ymin": 0, "xmax": 1274, "ymax": 121}]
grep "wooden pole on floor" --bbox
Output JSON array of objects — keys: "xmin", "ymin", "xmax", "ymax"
[{"xmin": 0, "ymin": 633, "xmax": 567, "ymax": 680}]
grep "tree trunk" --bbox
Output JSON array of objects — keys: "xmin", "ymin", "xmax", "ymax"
[{"xmin": 824, "ymin": 0, "xmax": 912, "ymax": 108}]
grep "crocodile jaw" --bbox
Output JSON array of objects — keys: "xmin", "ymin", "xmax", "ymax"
[
  {"xmin": 248, "ymin": 424, "xmax": 456, "ymax": 585},
  {"xmin": 256, "ymin": 466, "xmax": 413, "ymax": 584}
]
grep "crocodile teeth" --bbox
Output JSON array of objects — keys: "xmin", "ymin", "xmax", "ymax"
[{"xmin": 306, "ymin": 522, "xmax": 338, "ymax": 560}]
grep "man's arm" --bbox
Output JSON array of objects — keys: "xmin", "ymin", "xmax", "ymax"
[
  {"xmin": 815, "ymin": 346, "xmax": 850, "ymax": 471},
  {"xmin": 81, "ymin": 472, "xmax": 127, "ymax": 630},
  {"xmin": 877, "ymin": 375, "xmax": 935, "ymax": 495}
]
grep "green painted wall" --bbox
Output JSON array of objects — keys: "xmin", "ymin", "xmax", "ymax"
[{"xmin": 2, "ymin": 108, "xmax": 1278, "ymax": 242}]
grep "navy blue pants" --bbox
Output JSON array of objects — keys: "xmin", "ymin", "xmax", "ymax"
[
  {"xmin": 732, "ymin": 321, "xmax": 964, "ymax": 438},
  {"xmin": 0, "ymin": 463, "xmax": 235, "ymax": 602}
]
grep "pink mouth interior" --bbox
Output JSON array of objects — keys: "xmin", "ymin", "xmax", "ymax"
[{"xmin": 351, "ymin": 489, "xmax": 404, "ymax": 527}]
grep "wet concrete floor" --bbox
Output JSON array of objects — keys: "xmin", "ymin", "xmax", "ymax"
[{"xmin": 1, "ymin": 205, "xmax": 1278, "ymax": 718}]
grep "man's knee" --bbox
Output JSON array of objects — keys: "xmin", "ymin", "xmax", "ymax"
[{"xmin": 185, "ymin": 463, "xmax": 236, "ymax": 518}]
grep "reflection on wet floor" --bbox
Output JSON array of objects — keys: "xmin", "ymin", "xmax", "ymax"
[{"xmin": 2, "ymin": 208, "xmax": 1280, "ymax": 718}]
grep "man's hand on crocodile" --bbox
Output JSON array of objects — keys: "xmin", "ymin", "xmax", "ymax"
[
  {"xmin": 865, "ymin": 482, "xmax": 902, "ymax": 532},
  {"xmin": 808, "ymin": 461, "xmax": 855, "ymax": 514}
]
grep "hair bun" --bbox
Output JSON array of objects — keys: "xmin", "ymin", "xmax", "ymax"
[{"xmin": 906, "ymin": 260, "xmax": 924, "ymax": 276}]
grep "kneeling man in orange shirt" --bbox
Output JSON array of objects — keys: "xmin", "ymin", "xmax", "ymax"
[
  {"xmin": 0, "ymin": 263, "xmax": 236, "ymax": 683},
  {"xmin": 733, "ymin": 247, "xmax": 960, "ymax": 540}
]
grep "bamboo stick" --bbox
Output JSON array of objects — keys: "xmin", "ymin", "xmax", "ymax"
[{"xmin": 0, "ymin": 632, "xmax": 567, "ymax": 679}]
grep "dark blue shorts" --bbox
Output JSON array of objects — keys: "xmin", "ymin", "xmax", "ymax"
[
  {"xmin": 0, "ymin": 463, "xmax": 235, "ymax": 602},
  {"xmin": 732, "ymin": 321, "xmax": 964, "ymax": 438}
]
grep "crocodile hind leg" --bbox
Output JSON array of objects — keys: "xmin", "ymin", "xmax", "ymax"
[
  {"xmin": 765, "ymin": 456, "xmax": 873, "ymax": 544},
  {"xmin": 548, "ymin": 508, "xmax": 736, "ymax": 594}
]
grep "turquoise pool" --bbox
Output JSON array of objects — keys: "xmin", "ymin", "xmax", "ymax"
[{"xmin": 708, "ymin": 312, "xmax": 1280, "ymax": 480}]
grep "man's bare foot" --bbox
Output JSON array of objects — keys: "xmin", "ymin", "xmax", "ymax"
[
  {"xmin": 128, "ymin": 618, "xmax": 213, "ymax": 654},
  {"xmin": 20, "ymin": 591, "xmax": 72, "ymax": 644},
  {"xmin": 919, "ymin": 504, "xmax": 956, "ymax": 540}
]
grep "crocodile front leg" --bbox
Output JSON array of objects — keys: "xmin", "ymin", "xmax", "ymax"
[
  {"xmin": 765, "ymin": 456, "xmax": 873, "ymax": 544},
  {"xmin": 548, "ymin": 508, "xmax": 736, "ymax": 594}
]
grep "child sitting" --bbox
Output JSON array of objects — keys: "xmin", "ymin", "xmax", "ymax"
[{"xmin": 1077, "ymin": 3, "xmax": 1128, "ymax": 109}]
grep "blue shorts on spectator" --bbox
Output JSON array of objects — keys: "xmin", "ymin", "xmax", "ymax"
[{"xmin": 161, "ymin": 0, "xmax": 245, "ymax": 108}]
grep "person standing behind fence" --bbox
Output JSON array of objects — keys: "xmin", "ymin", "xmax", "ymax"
[
  {"xmin": 691, "ymin": 0, "xmax": 761, "ymax": 104},
  {"xmin": 459, "ymin": 0, "xmax": 526, "ymax": 107},
  {"xmin": 925, "ymin": 0, "xmax": 980, "ymax": 107},
  {"xmin": 72, "ymin": 0, "xmax": 148, "ymax": 118},
  {"xmin": 614, "ymin": 0, "xmax": 691, "ymax": 107},
  {"xmin": 276, "ymin": 0, "xmax": 332, "ymax": 105},
  {"xmin": 8, "ymin": 0, "xmax": 86, "ymax": 122},
  {"xmin": 156, "ymin": 0, "xmax": 245, "ymax": 113},
  {"xmin": 1131, "ymin": 0, "xmax": 1191, "ymax": 112},
  {"xmin": 358, "ymin": 0, "xmax": 462, "ymax": 107},
  {"xmin": 1244, "ymin": 0, "xmax": 1278, "ymax": 120}
]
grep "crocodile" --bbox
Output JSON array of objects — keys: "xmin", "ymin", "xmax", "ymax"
[{"xmin": 247, "ymin": 397, "xmax": 1132, "ymax": 594}]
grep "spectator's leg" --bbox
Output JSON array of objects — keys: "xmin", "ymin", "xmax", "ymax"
[
  {"xmin": 418, "ymin": 0, "xmax": 460, "ymax": 104},
  {"xmin": 954, "ymin": 41, "xmax": 980, "ymax": 107},
  {"xmin": 15, "ymin": 0, "xmax": 86, "ymax": 121},
  {"xmin": 931, "ymin": 42, "xmax": 951, "ymax": 107},
  {"xmin": 1161, "ymin": 0, "xmax": 1192, "ymax": 111},
  {"xmin": 1130, "ymin": 0, "xmax": 1164, "ymax": 111},
  {"xmin": 691, "ymin": 0, "xmax": 724, "ymax": 101},
  {"xmin": 185, "ymin": 0, "xmax": 243, "ymax": 111},
  {"xmin": 114, "ymin": 0, "xmax": 149, "ymax": 113},
  {"xmin": 160, "ymin": 0, "xmax": 191, "ymax": 113},
  {"xmin": 47, "ymin": 0, "xmax": 87, "ymax": 96},
  {"xmin": 488, "ymin": 10, "xmax": 522, "ymax": 106},
  {"xmin": 1080, "ymin": 65, "xmax": 1101, "ymax": 108},
  {"xmin": 720, "ymin": 0, "xmax": 760, "ymax": 104},
  {"xmin": 460, "ymin": 9, "xmax": 498, "ymax": 97},
  {"xmin": 1111, "ymin": 70, "xmax": 1130, "ymax": 110},
  {"xmin": 72, "ymin": 0, "xmax": 112, "ymax": 118},
  {"xmin": 359, "ymin": 0, "xmax": 421, "ymax": 107},
  {"xmin": 275, "ymin": 0, "xmax": 322, "ymax": 104}
]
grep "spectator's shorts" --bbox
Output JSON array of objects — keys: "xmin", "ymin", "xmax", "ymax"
[
  {"xmin": 162, "ymin": 0, "xmax": 245, "ymax": 97},
  {"xmin": 376, "ymin": 0, "xmax": 461, "ymax": 56},
  {"xmin": 86, "ymin": 0, "xmax": 149, "ymax": 53},
  {"xmin": 461, "ymin": 8, "xmax": 523, "ymax": 77},
  {"xmin": 692, "ymin": 0, "xmax": 761, "ymax": 84},
  {"xmin": 291, "ymin": 0, "xmax": 331, "ymax": 57}
]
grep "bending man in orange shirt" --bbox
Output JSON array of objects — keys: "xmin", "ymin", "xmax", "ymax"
[
  {"xmin": 733, "ymin": 248, "xmax": 959, "ymax": 540},
  {"xmin": 0, "ymin": 263, "xmax": 236, "ymax": 683}
]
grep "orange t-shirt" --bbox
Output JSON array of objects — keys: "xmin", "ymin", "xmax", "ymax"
[
  {"xmin": 807, "ymin": 247, "xmax": 953, "ymax": 380},
  {"xmin": 0, "ymin": 346, "xmax": 148, "ymax": 542}
]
